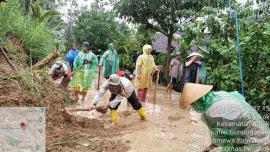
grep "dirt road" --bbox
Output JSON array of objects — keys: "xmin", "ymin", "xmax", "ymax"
[{"xmin": 66, "ymin": 76, "xmax": 217, "ymax": 152}]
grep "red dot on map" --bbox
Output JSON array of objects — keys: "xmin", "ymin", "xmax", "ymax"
[{"xmin": 20, "ymin": 122, "xmax": 26, "ymax": 129}]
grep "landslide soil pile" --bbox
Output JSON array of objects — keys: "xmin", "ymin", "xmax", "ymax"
[{"xmin": 0, "ymin": 35, "xmax": 129, "ymax": 152}]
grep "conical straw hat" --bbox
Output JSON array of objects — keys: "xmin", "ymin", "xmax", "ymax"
[
  {"xmin": 187, "ymin": 52, "xmax": 203, "ymax": 59},
  {"xmin": 180, "ymin": 83, "xmax": 213, "ymax": 107}
]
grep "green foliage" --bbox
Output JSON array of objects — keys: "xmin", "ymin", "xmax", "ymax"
[
  {"xmin": 30, "ymin": 0, "xmax": 60, "ymax": 23},
  {"xmin": 117, "ymin": 24, "xmax": 152, "ymax": 66},
  {"xmin": 19, "ymin": 71, "xmax": 40, "ymax": 95},
  {"xmin": 113, "ymin": 0, "xmax": 229, "ymax": 83},
  {"xmin": 114, "ymin": 0, "xmax": 227, "ymax": 55},
  {"xmin": 18, "ymin": 68, "xmax": 55, "ymax": 97},
  {"xmin": 73, "ymin": 9, "xmax": 155, "ymax": 71},
  {"xmin": 74, "ymin": 10, "xmax": 121, "ymax": 51},
  {"xmin": 117, "ymin": 25, "xmax": 155, "ymax": 71},
  {"xmin": 155, "ymin": 53, "xmax": 167, "ymax": 66},
  {"xmin": 239, "ymin": 20, "xmax": 270, "ymax": 109},
  {"xmin": 188, "ymin": 1, "xmax": 270, "ymax": 120},
  {"xmin": 0, "ymin": 0, "xmax": 57, "ymax": 64},
  {"xmin": 136, "ymin": 25, "xmax": 156, "ymax": 49}
]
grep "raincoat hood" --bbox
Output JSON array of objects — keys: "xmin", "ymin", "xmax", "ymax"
[
  {"xmin": 108, "ymin": 43, "xmax": 115, "ymax": 51},
  {"xmin": 191, "ymin": 91, "xmax": 220, "ymax": 113},
  {"xmin": 134, "ymin": 44, "xmax": 156, "ymax": 89},
  {"xmin": 173, "ymin": 33, "xmax": 182, "ymax": 43},
  {"xmin": 143, "ymin": 44, "xmax": 152, "ymax": 55},
  {"xmin": 101, "ymin": 43, "xmax": 120, "ymax": 78}
]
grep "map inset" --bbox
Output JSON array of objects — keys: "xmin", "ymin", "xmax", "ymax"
[{"xmin": 0, "ymin": 107, "xmax": 45, "ymax": 152}]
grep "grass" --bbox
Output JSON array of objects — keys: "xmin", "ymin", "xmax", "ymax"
[
  {"xmin": 0, "ymin": 0, "xmax": 57, "ymax": 64},
  {"xmin": 0, "ymin": 1, "xmax": 60, "ymax": 96},
  {"xmin": 19, "ymin": 71, "xmax": 40, "ymax": 96}
]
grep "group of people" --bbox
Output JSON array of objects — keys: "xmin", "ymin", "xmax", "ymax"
[
  {"xmin": 89, "ymin": 44, "xmax": 159, "ymax": 125},
  {"xmin": 49, "ymin": 39, "xmax": 270, "ymax": 151},
  {"xmin": 49, "ymin": 42, "xmax": 159, "ymax": 125}
]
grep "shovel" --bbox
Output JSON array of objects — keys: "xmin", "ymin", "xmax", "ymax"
[
  {"xmin": 97, "ymin": 65, "xmax": 101, "ymax": 90},
  {"xmin": 67, "ymin": 106, "xmax": 108, "ymax": 114},
  {"xmin": 67, "ymin": 60, "xmax": 88, "ymax": 78}
]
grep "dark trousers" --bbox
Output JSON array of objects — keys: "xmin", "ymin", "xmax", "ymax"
[{"xmin": 109, "ymin": 91, "xmax": 142, "ymax": 110}]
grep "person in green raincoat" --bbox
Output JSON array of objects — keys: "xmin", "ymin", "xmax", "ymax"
[
  {"xmin": 70, "ymin": 41, "xmax": 98, "ymax": 104},
  {"xmin": 180, "ymin": 83, "xmax": 270, "ymax": 152},
  {"xmin": 99, "ymin": 43, "xmax": 120, "ymax": 79}
]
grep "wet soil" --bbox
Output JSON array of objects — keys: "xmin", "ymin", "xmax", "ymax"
[
  {"xmin": 1, "ymin": 34, "xmax": 218, "ymax": 151},
  {"xmin": 67, "ymin": 76, "xmax": 219, "ymax": 152},
  {"xmin": 0, "ymin": 35, "xmax": 129, "ymax": 152}
]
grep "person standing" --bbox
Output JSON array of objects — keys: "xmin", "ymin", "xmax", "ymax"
[
  {"xmin": 134, "ymin": 44, "xmax": 159, "ymax": 102},
  {"xmin": 167, "ymin": 52, "xmax": 181, "ymax": 94},
  {"xmin": 180, "ymin": 52, "xmax": 206, "ymax": 123},
  {"xmin": 182, "ymin": 52, "xmax": 205, "ymax": 84},
  {"xmin": 64, "ymin": 43, "xmax": 79, "ymax": 71},
  {"xmin": 100, "ymin": 43, "xmax": 120, "ymax": 79},
  {"xmin": 70, "ymin": 41, "xmax": 98, "ymax": 104}
]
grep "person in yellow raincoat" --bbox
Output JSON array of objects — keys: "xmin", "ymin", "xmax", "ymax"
[
  {"xmin": 70, "ymin": 42, "xmax": 98, "ymax": 104},
  {"xmin": 134, "ymin": 44, "xmax": 159, "ymax": 102}
]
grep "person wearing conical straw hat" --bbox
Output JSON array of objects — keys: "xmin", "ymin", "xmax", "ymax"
[
  {"xmin": 180, "ymin": 52, "xmax": 206, "ymax": 123},
  {"xmin": 180, "ymin": 83, "xmax": 270, "ymax": 152},
  {"xmin": 183, "ymin": 52, "xmax": 205, "ymax": 84}
]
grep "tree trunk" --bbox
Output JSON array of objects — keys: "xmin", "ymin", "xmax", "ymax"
[
  {"xmin": 32, "ymin": 48, "xmax": 59, "ymax": 70},
  {"xmin": 165, "ymin": 33, "xmax": 173, "ymax": 72},
  {"xmin": 161, "ymin": 34, "xmax": 174, "ymax": 84},
  {"xmin": 24, "ymin": 0, "xmax": 30, "ymax": 15},
  {"xmin": 167, "ymin": 34, "xmax": 173, "ymax": 55},
  {"xmin": 0, "ymin": 46, "xmax": 18, "ymax": 72}
]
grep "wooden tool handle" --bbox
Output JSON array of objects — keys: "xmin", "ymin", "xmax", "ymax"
[{"xmin": 153, "ymin": 70, "xmax": 160, "ymax": 103}]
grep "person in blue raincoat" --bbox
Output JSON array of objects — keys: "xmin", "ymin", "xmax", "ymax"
[
  {"xmin": 180, "ymin": 83, "xmax": 270, "ymax": 152},
  {"xmin": 64, "ymin": 43, "xmax": 79, "ymax": 71}
]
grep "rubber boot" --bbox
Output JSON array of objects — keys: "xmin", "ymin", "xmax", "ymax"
[
  {"xmin": 110, "ymin": 110, "xmax": 118, "ymax": 125},
  {"xmin": 137, "ymin": 107, "xmax": 146, "ymax": 120}
]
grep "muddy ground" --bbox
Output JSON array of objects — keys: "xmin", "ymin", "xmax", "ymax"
[
  {"xmin": 0, "ymin": 35, "xmax": 219, "ymax": 151},
  {"xmin": 66, "ymin": 75, "xmax": 220, "ymax": 152}
]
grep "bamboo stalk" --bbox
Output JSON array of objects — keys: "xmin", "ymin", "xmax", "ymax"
[
  {"xmin": 32, "ymin": 48, "xmax": 59, "ymax": 70},
  {"xmin": 66, "ymin": 106, "xmax": 107, "ymax": 114},
  {"xmin": 0, "ymin": 46, "xmax": 18, "ymax": 72}
]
